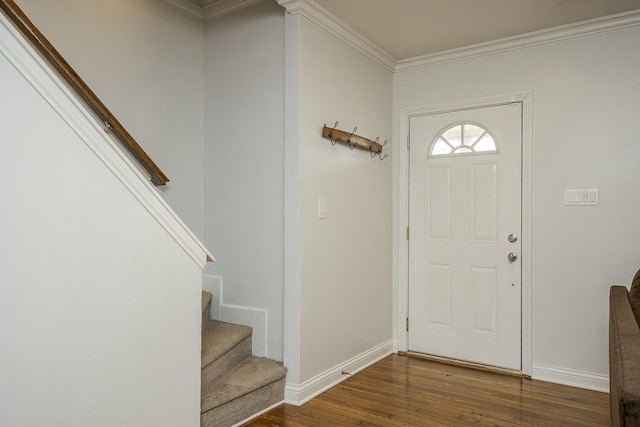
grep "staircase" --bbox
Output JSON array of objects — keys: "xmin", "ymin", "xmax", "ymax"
[{"xmin": 200, "ymin": 292, "xmax": 286, "ymax": 427}]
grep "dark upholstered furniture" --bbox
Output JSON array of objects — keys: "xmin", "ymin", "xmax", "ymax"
[{"xmin": 610, "ymin": 269, "xmax": 640, "ymax": 427}]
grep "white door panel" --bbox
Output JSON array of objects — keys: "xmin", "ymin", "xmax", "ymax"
[{"xmin": 408, "ymin": 103, "xmax": 522, "ymax": 371}]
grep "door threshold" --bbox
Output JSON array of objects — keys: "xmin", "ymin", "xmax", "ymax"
[{"xmin": 400, "ymin": 351, "xmax": 530, "ymax": 379}]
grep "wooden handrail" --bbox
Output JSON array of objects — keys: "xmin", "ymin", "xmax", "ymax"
[{"xmin": 0, "ymin": 0, "xmax": 169, "ymax": 186}]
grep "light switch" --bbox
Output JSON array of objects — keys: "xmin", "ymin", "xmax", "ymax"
[
  {"xmin": 318, "ymin": 197, "xmax": 327, "ymax": 219},
  {"xmin": 564, "ymin": 189, "xmax": 599, "ymax": 206},
  {"xmin": 565, "ymin": 190, "xmax": 573, "ymax": 204}
]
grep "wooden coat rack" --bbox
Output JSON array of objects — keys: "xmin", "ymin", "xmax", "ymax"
[{"xmin": 322, "ymin": 122, "xmax": 388, "ymax": 160}]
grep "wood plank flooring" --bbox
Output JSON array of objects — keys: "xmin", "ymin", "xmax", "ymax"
[{"xmin": 244, "ymin": 354, "xmax": 610, "ymax": 427}]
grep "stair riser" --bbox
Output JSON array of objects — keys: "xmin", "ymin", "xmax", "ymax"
[
  {"xmin": 201, "ymin": 337, "xmax": 251, "ymax": 385},
  {"xmin": 200, "ymin": 378, "xmax": 285, "ymax": 427},
  {"xmin": 202, "ymin": 292, "xmax": 212, "ymax": 332},
  {"xmin": 202, "ymin": 302, "xmax": 210, "ymax": 332}
]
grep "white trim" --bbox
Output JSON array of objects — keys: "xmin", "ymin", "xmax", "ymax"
[
  {"xmin": 162, "ymin": 0, "xmax": 205, "ymax": 18},
  {"xmin": 203, "ymin": 0, "xmax": 264, "ymax": 20},
  {"xmin": 532, "ymin": 363, "xmax": 609, "ymax": 392},
  {"xmin": 0, "ymin": 13, "xmax": 214, "ymax": 269},
  {"xmin": 282, "ymin": 11, "xmax": 303, "ymax": 386},
  {"xmin": 277, "ymin": 0, "xmax": 396, "ymax": 71},
  {"xmin": 162, "ymin": 0, "xmax": 264, "ymax": 20},
  {"xmin": 274, "ymin": 2, "xmax": 640, "ymax": 73},
  {"xmin": 394, "ymin": 91, "xmax": 534, "ymax": 376},
  {"xmin": 168, "ymin": 2, "xmax": 640, "ymax": 71},
  {"xmin": 284, "ymin": 341, "xmax": 394, "ymax": 406},
  {"xmin": 395, "ymin": 9, "xmax": 640, "ymax": 72},
  {"xmin": 392, "ymin": 105, "xmax": 410, "ymax": 353},
  {"xmin": 520, "ymin": 93, "xmax": 534, "ymax": 377},
  {"xmin": 231, "ymin": 400, "xmax": 284, "ymax": 427}
]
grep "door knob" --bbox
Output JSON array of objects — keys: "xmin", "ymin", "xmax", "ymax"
[{"xmin": 508, "ymin": 252, "xmax": 518, "ymax": 263}]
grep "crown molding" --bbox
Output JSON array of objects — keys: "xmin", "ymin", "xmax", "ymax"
[
  {"xmin": 163, "ymin": 0, "xmax": 264, "ymax": 20},
  {"xmin": 163, "ymin": 0, "xmax": 205, "ymax": 19},
  {"xmin": 203, "ymin": 0, "xmax": 264, "ymax": 19},
  {"xmin": 168, "ymin": 0, "xmax": 639, "ymax": 73},
  {"xmin": 396, "ymin": 9, "xmax": 640, "ymax": 72},
  {"xmin": 277, "ymin": 0, "xmax": 396, "ymax": 72}
]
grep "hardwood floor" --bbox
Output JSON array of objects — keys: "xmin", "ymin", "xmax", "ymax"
[{"xmin": 244, "ymin": 354, "xmax": 610, "ymax": 427}]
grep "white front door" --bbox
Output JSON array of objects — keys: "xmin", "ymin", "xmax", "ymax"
[{"xmin": 408, "ymin": 103, "xmax": 522, "ymax": 371}]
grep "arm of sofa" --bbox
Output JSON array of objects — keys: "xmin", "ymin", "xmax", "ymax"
[{"xmin": 610, "ymin": 285, "xmax": 640, "ymax": 427}]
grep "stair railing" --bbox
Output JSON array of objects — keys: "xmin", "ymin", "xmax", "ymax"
[{"xmin": 0, "ymin": 0, "xmax": 169, "ymax": 186}]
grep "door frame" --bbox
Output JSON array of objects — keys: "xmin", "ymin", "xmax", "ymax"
[{"xmin": 393, "ymin": 91, "xmax": 533, "ymax": 376}]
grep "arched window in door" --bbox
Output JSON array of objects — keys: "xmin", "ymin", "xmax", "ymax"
[{"xmin": 430, "ymin": 122, "xmax": 498, "ymax": 157}]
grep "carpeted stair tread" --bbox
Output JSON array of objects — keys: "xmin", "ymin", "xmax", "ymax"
[
  {"xmin": 201, "ymin": 320, "xmax": 252, "ymax": 369},
  {"xmin": 200, "ymin": 291, "xmax": 286, "ymax": 426},
  {"xmin": 200, "ymin": 377, "xmax": 285, "ymax": 427},
  {"xmin": 201, "ymin": 356, "xmax": 287, "ymax": 413}
]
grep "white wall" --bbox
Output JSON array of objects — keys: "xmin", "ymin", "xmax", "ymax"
[
  {"xmin": 0, "ymin": 40, "xmax": 202, "ymax": 426},
  {"xmin": 204, "ymin": 1, "xmax": 286, "ymax": 360},
  {"xmin": 394, "ymin": 24, "xmax": 640, "ymax": 385},
  {"xmin": 284, "ymin": 14, "xmax": 393, "ymax": 389},
  {"xmin": 15, "ymin": 0, "xmax": 206, "ymax": 238}
]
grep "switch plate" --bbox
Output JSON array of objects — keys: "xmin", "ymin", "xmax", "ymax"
[
  {"xmin": 318, "ymin": 197, "xmax": 327, "ymax": 219},
  {"xmin": 564, "ymin": 189, "xmax": 598, "ymax": 206}
]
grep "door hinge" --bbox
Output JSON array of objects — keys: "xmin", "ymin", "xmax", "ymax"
[
  {"xmin": 407, "ymin": 135, "xmax": 410, "ymax": 149},
  {"xmin": 406, "ymin": 318, "xmax": 409, "ymax": 331},
  {"xmin": 406, "ymin": 226, "xmax": 409, "ymax": 240}
]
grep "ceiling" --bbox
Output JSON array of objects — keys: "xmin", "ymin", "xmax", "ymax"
[{"xmin": 185, "ymin": 0, "xmax": 640, "ymax": 61}]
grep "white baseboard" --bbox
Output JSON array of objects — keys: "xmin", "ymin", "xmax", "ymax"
[
  {"xmin": 532, "ymin": 363, "xmax": 609, "ymax": 392},
  {"xmin": 284, "ymin": 340, "xmax": 394, "ymax": 406},
  {"xmin": 231, "ymin": 399, "xmax": 283, "ymax": 427},
  {"xmin": 202, "ymin": 274, "xmax": 267, "ymax": 357}
]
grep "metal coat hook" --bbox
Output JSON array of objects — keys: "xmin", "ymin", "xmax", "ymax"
[
  {"xmin": 369, "ymin": 137, "xmax": 380, "ymax": 158},
  {"xmin": 370, "ymin": 139, "xmax": 388, "ymax": 160},
  {"xmin": 327, "ymin": 121, "xmax": 339, "ymax": 146},
  {"xmin": 347, "ymin": 127, "xmax": 358, "ymax": 150}
]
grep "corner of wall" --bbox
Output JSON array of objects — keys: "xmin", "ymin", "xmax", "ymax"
[
  {"xmin": 532, "ymin": 364, "xmax": 609, "ymax": 392},
  {"xmin": 202, "ymin": 274, "xmax": 268, "ymax": 357},
  {"xmin": 284, "ymin": 341, "xmax": 393, "ymax": 406},
  {"xmin": 202, "ymin": 274, "xmax": 223, "ymax": 320}
]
